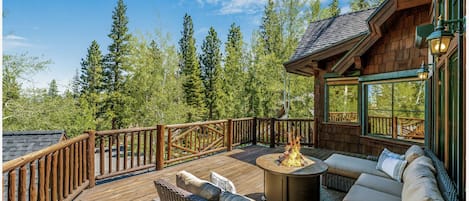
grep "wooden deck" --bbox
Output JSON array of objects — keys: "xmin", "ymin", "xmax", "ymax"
[{"xmin": 75, "ymin": 145, "xmax": 346, "ymax": 201}]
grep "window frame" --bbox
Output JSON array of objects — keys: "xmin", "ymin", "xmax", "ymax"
[{"xmin": 324, "ymin": 77, "xmax": 360, "ymax": 124}]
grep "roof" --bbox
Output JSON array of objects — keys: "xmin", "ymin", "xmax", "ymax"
[
  {"xmin": 2, "ymin": 130, "xmax": 65, "ymax": 162},
  {"xmin": 287, "ymin": 8, "xmax": 377, "ymax": 64}
]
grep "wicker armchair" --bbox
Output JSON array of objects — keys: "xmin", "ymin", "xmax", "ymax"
[{"xmin": 154, "ymin": 179, "xmax": 207, "ymax": 201}]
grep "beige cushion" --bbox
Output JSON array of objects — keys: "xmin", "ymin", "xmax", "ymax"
[
  {"xmin": 376, "ymin": 148, "xmax": 407, "ymax": 181},
  {"xmin": 402, "ymin": 175, "xmax": 444, "ymax": 201},
  {"xmin": 405, "ymin": 145, "xmax": 424, "ymax": 164},
  {"xmin": 354, "ymin": 173, "xmax": 403, "ymax": 197},
  {"xmin": 211, "ymin": 171, "xmax": 236, "ymax": 193},
  {"xmin": 219, "ymin": 191, "xmax": 254, "ymax": 201},
  {"xmin": 325, "ymin": 154, "xmax": 390, "ymax": 179},
  {"xmin": 343, "ymin": 185, "xmax": 400, "ymax": 201},
  {"xmin": 403, "ymin": 155, "xmax": 435, "ymax": 184},
  {"xmin": 176, "ymin": 171, "xmax": 222, "ymax": 201}
]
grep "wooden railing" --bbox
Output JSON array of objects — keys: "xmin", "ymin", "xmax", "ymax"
[
  {"xmin": 2, "ymin": 132, "xmax": 94, "ymax": 201},
  {"xmin": 368, "ymin": 116, "xmax": 425, "ymax": 139},
  {"xmin": 164, "ymin": 120, "xmax": 228, "ymax": 165},
  {"xmin": 2, "ymin": 117, "xmax": 315, "ymax": 201},
  {"xmin": 328, "ymin": 112, "xmax": 358, "ymax": 122},
  {"xmin": 95, "ymin": 127, "xmax": 159, "ymax": 180}
]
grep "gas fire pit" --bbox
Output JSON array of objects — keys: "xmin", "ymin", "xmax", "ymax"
[
  {"xmin": 256, "ymin": 134, "xmax": 328, "ymax": 201},
  {"xmin": 256, "ymin": 153, "xmax": 328, "ymax": 201}
]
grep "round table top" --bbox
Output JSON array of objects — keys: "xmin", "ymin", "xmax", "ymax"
[{"xmin": 256, "ymin": 153, "xmax": 328, "ymax": 177}]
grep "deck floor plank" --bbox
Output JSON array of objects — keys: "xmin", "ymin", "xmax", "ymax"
[{"xmin": 75, "ymin": 145, "xmax": 345, "ymax": 201}]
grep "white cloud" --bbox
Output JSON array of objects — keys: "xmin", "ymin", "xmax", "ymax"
[
  {"xmin": 219, "ymin": 0, "xmax": 267, "ymax": 15},
  {"xmin": 3, "ymin": 34, "xmax": 33, "ymax": 50}
]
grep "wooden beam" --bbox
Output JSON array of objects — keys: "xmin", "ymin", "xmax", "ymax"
[{"xmin": 354, "ymin": 56, "xmax": 364, "ymax": 69}]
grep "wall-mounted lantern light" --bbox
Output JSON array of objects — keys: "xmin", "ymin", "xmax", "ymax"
[
  {"xmin": 427, "ymin": 16, "xmax": 465, "ymax": 56},
  {"xmin": 417, "ymin": 61, "xmax": 433, "ymax": 80}
]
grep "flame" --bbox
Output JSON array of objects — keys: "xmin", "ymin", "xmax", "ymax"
[{"xmin": 278, "ymin": 132, "xmax": 305, "ymax": 167}]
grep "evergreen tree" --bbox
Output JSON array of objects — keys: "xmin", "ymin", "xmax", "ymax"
[
  {"xmin": 260, "ymin": 0, "xmax": 283, "ymax": 57},
  {"xmin": 80, "ymin": 40, "xmax": 105, "ymax": 129},
  {"xmin": 71, "ymin": 69, "xmax": 81, "ymax": 98},
  {"xmin": 179, "ymin": 14, "xmax": 206, "ymax": 121},
  {"xmin": 48, "ymin": 79, "xmax": 59, "ymax": 97},
  {"xmin": 223, "ymin": 23, "xmax": 246, "ymax": 118},
  {"xmin": 104, "ymin": 0, "xmax": 132, "ymax": 129},
  {"xmin": 308, "ymin": 0, "xmax": 322, "ymax": 21},
  {"xmin": 200, "ymin": 27, "xmax": 223, "ymax": 120},
  {"xmin": 80, "ymin": 40, "xmax": 104, "ymax": 96},
  {"xmin": 328, "ymin": 0, "xmax": 341, "ymax": 17},
  {"xmin": 351, "ymin": 0, "xmax": 371, "ymax": 12}
]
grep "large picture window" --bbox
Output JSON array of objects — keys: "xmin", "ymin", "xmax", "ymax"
[
  {"xmin": 326, "ymin": 78, "xmax": 358, "ymax": 123},
  {"xmin": 365, "ymin": 79, "xmax": 425, "ymax": 143}
]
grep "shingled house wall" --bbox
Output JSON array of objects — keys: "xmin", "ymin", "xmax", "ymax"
[{"xmin": 314, "ymin": 5, "xmax": 430, "ymax": 156}]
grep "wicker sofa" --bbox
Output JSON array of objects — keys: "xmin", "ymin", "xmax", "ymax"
[
  {"xmin": 323, "ymin": 146, "xmax": 458, "ymax": 201},
  {"xmin": 154, "ymin": 171, "xmax": 253, "ymax": 201}
]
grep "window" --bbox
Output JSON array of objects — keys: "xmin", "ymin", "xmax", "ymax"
[
  {"xmin": 326, "ymin": 78, "xmax": 358, "ymax": 123},
  {"xmin": 364, "ymin": 79, "xmax": 425, "ymax": 143}
]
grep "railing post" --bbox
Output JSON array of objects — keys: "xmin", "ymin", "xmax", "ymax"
[
  {"xmin": 392, "ymin": 117, "xmax": 398, "ymax": 139},
  {"xmin": 270, "ymin": 118, "xmax": 275, "ymax": 148},
  {"xmin": 227, "ymin": 119, "xmax": 233, "ymax": 151},
  {"xmin": 252, "ymin": 117, "xmax": 257, "ymax": 145},
  {"xmin": 314, "ymin": 118, "xmax": 319, "ymax": 147},
  {"xmin": 87, "ymin": 130, "xmax": 96, "ymax": 188},
  {"xmin": 156, "ymin": 125, "xmax": 165, "ymax": 170}
]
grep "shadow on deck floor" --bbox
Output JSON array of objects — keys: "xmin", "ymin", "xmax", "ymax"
[{"xmin": 76, "ymin": 145, "xmax": 346, "ymax": 201}]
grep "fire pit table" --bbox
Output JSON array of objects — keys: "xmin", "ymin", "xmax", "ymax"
[{"xmin": 256, "ymin": 153, "xmax": 328, "ymax": 201}]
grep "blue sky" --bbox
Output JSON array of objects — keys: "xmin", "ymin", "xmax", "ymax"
[{"xmin": 3, "ymin": 0, "xmax": 351, "ymax": 92}]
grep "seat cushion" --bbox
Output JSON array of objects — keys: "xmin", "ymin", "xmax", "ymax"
[
  {"xmin": 325, "ymin": 154, "xmax": 389, "ymax": 179},
  {"xmin": 404, "ymin": 145, "xmax": 424, "ymax": 164},
  {"xmin": 402, "ymin": 174, "xmax": 444, "ymax": 201},
  {"xmin": 343, "ymin": 185, "xmax": 401, "ymax": 201},
  {"xmin": 176, "ymin": 171, "xmax": 222, "ymax": 201},
  {"xmin": 354, "ymin": 173, "xmax": 403, "ymax": 197}
]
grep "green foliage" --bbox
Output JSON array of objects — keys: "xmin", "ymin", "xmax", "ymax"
[
  {"xmin": 104, "ymin": 0, "xmax": 132, "ymax": 129},
  {"xmin": 350, "ymin": 0, "xmax": 371, "ymax": 12},
  {"xmin": 179, "ymin": 13, "xmax": 206, "ymax": 121},
  {"xmin": 328, "ymin": 0, "xmax": 341, "ymax": 17},
  {"xmin": 79, "ymin": 40, "xmax": 105, "ymax": 130},
  {"xmin": 200, "ymin": 27, "xmax": 223, "ymax": 120},
  {"xmin": 222, "ymin": 23, "xmax": 248, "ymax": 118},
  {"xmin": 328, "ymin": 85, "xmax": 359, "ymax": 113},
  {"xmin": 48, "ymin": 80, "xmax": 59, "ymax": 97}
]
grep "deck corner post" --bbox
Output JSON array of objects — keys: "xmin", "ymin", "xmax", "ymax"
[
  {"xmin": 252, "ymin": 117, "xmax": 257, "ymax": 145},
  {"xmin": 156, "ymin": 125, "xmax": 165, "ymax": 170},
  {"xmin": 87, "ymin": 130, "xmax": 96, "ymax": 188},
  {"xmin": 227, "ymin": 119, "xmax": 233, "ymax": 151},
  {"xmin": 270, "ymin": 118, "xmax": 275, "ymax": 148}
]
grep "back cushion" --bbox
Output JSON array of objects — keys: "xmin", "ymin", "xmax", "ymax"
[
  {"xmin": 403, "ymin": 156, "xmax": 435, "ymax": 184},
  {"xmin": 176, "ymin": 171, "xmax": 222, "ymax": 201},
  {"xmin": 405, "ymin": 145, "xmax": 425, "ymax": 164},
  {"xmin": 402, "ymin": 156, "xmax": 444, "ymax": 201}
]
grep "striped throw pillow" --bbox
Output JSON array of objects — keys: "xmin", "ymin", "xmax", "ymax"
[{"xmin": 376, "ymin": 148, "xmax": 407, "ymax": 182}]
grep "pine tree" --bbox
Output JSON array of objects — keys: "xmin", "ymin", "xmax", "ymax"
[
  {"xmin": 260, "ymin": 0, "xmax": 283, "ymax": 57},
  {"xmin": 104, "ymin": 0, "xmax": 132, "ymax": 129},
  {"xmin": 80, "ymin": 40, "xmax": 104, "ymax": 129},
  {"xmin": 80, "ymin": 40, "xmax": 104, "ymax": 96},
  {"xmin": 328, "ymin": 0, "xmax": 341, "ymax": 17},
  {"xmin": 351, "ymin": 0, "xmax": 370, "ymax": 12},
  {"xmin": 179, "ymin": 14, "xmax": 206, "ymax": 121},
  {"xmin": 48, "ymin": 79, "xmax": 59, "ymax": 97},
  {"xmin": 223, "ymin": 23, "xmax": 246, "ymax": 118},
  {"xmin": 200, "ymin": 27, "xmax": 223, "ymax": 120}
]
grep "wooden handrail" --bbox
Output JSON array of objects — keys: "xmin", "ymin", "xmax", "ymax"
[
  {"xmin": 96, "ymin": 127, "xmax": 156, "ymax": 136},
  {"xmin": 3, "ymin": 134, "xmax": 89, "ymax": 173},
  {"xmin": 166, "ymin": 119, "xmax": 228, "ymax": 129}
]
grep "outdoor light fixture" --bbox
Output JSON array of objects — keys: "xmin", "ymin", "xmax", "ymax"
[
  {"xmin": 417, "ymin": 61, "xmax": 433, "ymax": 80},
  {"xmin": 427, "ymin": 16, "xmax": 465, "ymax": 56}
]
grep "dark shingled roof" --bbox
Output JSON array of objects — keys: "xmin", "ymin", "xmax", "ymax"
[
  {"xmin": 3, "ymin": 130, "xmax": 65, "ymax": 163},
  {"xmin": 287, "ymin": 8, "xmax": 377, "ymax": 63}
]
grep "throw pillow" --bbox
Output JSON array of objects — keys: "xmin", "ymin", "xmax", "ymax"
[
  {"xmin": 376, "ymin": 148, "xmax": 407, "ymax": 181},
  {"xmin": 176, "ymin": 171, "xmax": 222, "ymax": 201},
  {"xmin": 219, "ymin": 191, "xmax": 255, "ymax": 201},
  {"xmin": 404, "ymin": 145, "xmax": 425, "ymax": 164},
  {"xmin": 210, "ymin": 171, "xmax": 237, "ymax": 193}
]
